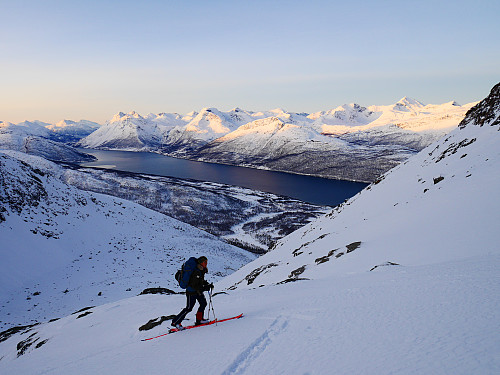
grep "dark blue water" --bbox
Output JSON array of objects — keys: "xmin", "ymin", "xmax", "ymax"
[{"xmin": 79, "ymin": 149, "xmax": 368, "ymax": 206}]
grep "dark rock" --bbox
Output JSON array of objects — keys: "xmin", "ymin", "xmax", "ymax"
[
  {"xmin": 370, "ymin": 262, "xmax": 400, "ymax": 271},
  {"xmin": 433, "ymin": 176, "xmax": 445, "ymax": 184},
  {"xmin": 277, "ymin": 278, "xmax": 309, "ymax": 285},
  {"xmin": 346, "ymin": 241, "xmax": 362, "ymax": 252},
  {"xmin": 139, "ymin": 287, "xmax": 177, "ymax": 295},
  {"xmin": 289, "ymin": 265, "xmax": 307, "ymax": 278},
  {"xmin": 17, "ymin": 333, "xmax": 38, "ymax": 357},
  {"xmin": 35, "ymin": 339, "xmax": 48, "ymax": 349},
  {"xmin": 139, "ymin": 315, "xmax": 176, "ymax": 331},
  {"xmin": 0, "ymin": 323, "xmax": 39, "ymax": 343},
  {"xmin": 76, "ymin": 311, "xmax": 93, "ymax": 319},
  {"xmin": 459, "ymin": 82, "xmax": 500, "ymax": 129},
  {"xmin": 72, "ymin": 306, "xmax": 94, "ymax": 315},
  {"xmin": 245, "ymin": 263, "xmax": 278, "ymax": 285}
]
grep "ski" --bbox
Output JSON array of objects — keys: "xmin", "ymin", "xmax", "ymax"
[{"xmin": 141, "ymin": 313, "xmax": 243, "ymax": 341}]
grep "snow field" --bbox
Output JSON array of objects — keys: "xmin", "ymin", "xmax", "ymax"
[{"xmin": 0, "ymin": 255, "xmax": 498, "ymax": 374}]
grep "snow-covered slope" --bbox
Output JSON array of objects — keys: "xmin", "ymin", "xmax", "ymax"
[
  {"xmin": 46, "ymin": 119, "xmax": 100, "ymax": 145},
  {"xmin": 0, "ymin": 151, "xmax": 255, "ymax": 329},
  {"xmin": 77, "ymin": 99, "xmax": 474, "ymax": 181},
  {"xmin": 161, "ymin": 107, "xmax": 260, "ymax": 154},
  {"xmin": 2, "ymin": 151, "xmax": 329, "ymax": 253},
  {"xmin": 1, "ymin": 255, "xmax": 497, "ymax": 374},
  {"xmin": 218, "ymin": 85, "xmax": 499, "ymax": 291},
  {"xmin": 0, "ymin": 122, "xmax": 96, "ymax": 162},
  {"xmin": 196, "ymin": 115, "xmax": 412, "ymax": 182},
  {"xmin": 77, "ymin": 111, "xmax": 177, "ymax": 150}
]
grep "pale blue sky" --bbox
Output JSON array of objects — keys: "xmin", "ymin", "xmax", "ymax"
[{"xmin": 1, "ymin": 0, "xmax": 499, "ymax": 123}]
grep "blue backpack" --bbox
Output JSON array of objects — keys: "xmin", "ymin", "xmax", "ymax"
[{"xmin": 175, "ymin": 257, "xmax": 197, "ymax": 289}]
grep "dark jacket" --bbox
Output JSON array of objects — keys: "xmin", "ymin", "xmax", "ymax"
[{"xmin": 187, "ymin": 266, "xmax": 209, "ymax": 295}]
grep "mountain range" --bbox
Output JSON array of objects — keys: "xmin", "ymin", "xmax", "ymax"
[
  {"xmin": 1, "ymin": 98, "xmax": 474, "ymax": 182},
  {"xmin": 77, "ymin": 98, "xmax": 475, "ymax": 182},
  {"xmin": 0, "ymin": 84, "xmax": 498, "ymax": 373},
  {"xmin": 0, "ymin": 120, "xmax": 99, "ymax": 163}
]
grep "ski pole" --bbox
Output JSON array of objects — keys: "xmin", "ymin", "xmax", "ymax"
[
  {"xmin": 208, "ymin": 290, "xmax": 217, "ymax": 324},
  {"xmin": 207, "ymin": 292, "xmax": 212, "ymax": 321}
]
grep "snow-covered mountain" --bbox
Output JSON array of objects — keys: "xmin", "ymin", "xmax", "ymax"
[
  {"xmin": 196, "ymin": 98, "xmax": 475, "ymax": 181},
  {"xmin": 0, "ymin": 151, "xmax": 255, "ymax": 329},
  {"xmin": 77, "ymin": 99, "xmax": 475, "ymax": 182},
  {"xmin": 45, "ymin": 119, "xmax": 100, "ymax": 145},
  {"xmin": 76, "ymin": 111, "xmax": 175, "ymax": 150},
  {"xmin": 7, "ymin": 120, "xmax": 53, "ymax": 138},
  {"xmin": 0, "ymin": 121, "xmax": 96, "ymax": 163},
  {"xmin": 0, "ymin": 86, "xmax": 497, "ymax": 374}
]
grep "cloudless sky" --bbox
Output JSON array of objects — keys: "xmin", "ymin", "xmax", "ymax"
[{"xmin": 1, "ymin": 0, "xmax": 499, "ymax": 124}]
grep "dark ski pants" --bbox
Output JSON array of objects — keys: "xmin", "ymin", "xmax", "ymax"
[{"xmin": 172, "ymin": 293, "xmax": 207, "ymax": 325}]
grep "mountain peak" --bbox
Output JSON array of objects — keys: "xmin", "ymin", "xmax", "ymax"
[
  {"xmin": 53, "ymin": 120, "xmax": 77, "ymax": 128},
  {"xmin": 111, "ymin": 112, "xmax": 127, "ymax": 121},
  {"xmin": 127, "ymin": 111, "xmax": 142, "ymax": 118},
  {"xmin": 111, "ymin": 111, "xmax": 143, "ymax": 122},
  {"xmin": 396, "ymin": 97, "xmax": 425, "ymax": 108},
  {"xmin": 200, "ymin": 107, "xmax": 219, "ymax": 114},
  {"xmin": 459, "ymin": 82, "xmax": 500, "ymax": 129},
  {"xmin": 270, "ymin": 108, "xmax": 286, "ymax": 114},
  {"xmin": 0, "ymin": 121, "xmax": 14, "ymax": 128}
]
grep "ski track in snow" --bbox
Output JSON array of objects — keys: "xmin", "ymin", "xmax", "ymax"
[
  {"xmin": 222, "ymin": 315, "xmax": 288, "ymax": 375},
  {"xmin": 221, "ymin": 315, "xmax": 289, "ymax": 375}
]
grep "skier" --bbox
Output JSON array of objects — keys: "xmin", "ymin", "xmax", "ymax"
[{"xmin": 172, "ymin": 256, "xmax": 214, "ymax": 329}]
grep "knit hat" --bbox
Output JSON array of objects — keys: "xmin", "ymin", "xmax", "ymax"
[{"xmin": 197, "ymin": 256, "xmax": 208, "ymax": 264}]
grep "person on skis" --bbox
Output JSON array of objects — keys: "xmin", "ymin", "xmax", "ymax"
[{"xmin": 172, "ymin": 256, "xmax": 214, "ymax": 329}]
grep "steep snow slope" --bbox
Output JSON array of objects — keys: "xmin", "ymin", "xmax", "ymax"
[
  {"xmin": 218, "ymin": 85, "xmax": 499, "ymax": 291},
  {"xmin": 0, "ymin": 152, "xmax": 255, "ymax": 329},
  {"xmin": 0, "ymin": 255, "xmax": 497, "ymax": 375},
  {"xmin": 0, "ymin": 122, "xmax": 96, "ymax": 162}
]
